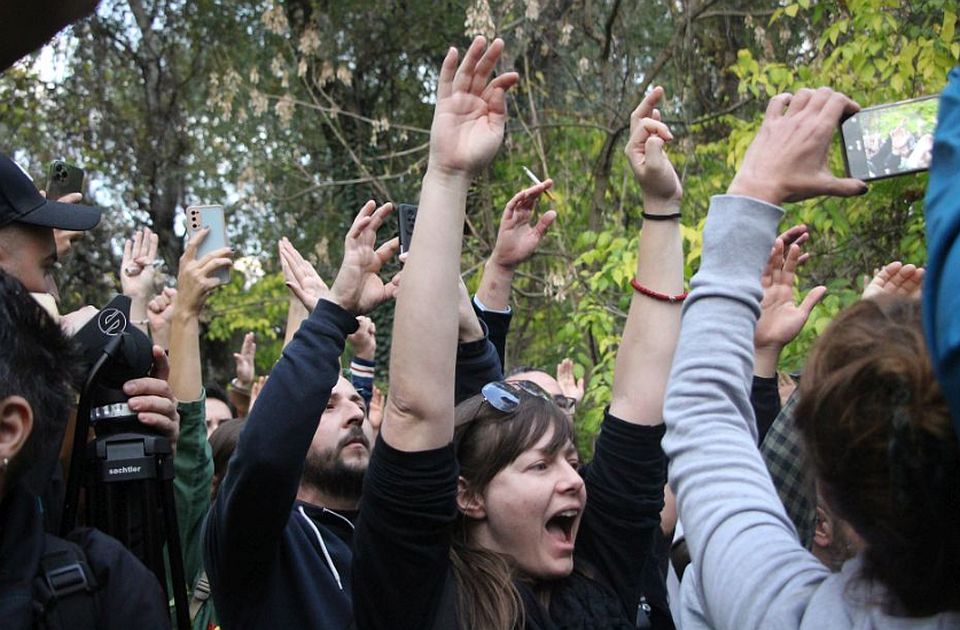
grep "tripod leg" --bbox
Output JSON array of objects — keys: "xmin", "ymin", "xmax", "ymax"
[{"xmin": 161, "ymin": 478, "xmax": 191, "ymax": 630}]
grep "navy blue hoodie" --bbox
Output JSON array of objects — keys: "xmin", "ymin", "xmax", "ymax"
[{"xmin": 203, "ymin": 299, "xmax": 359, "ymax": 629}]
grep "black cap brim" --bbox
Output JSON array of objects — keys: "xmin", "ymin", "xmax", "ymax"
[{"xmin": 16, "ymin": 198, "xmax": 101, "ymax": 231}]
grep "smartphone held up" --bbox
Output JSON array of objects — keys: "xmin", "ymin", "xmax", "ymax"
[
  {"xmin": 186, "ymin": 204, "xmax": 231, "ymax": 285},
  {"xmin": 46, "ymin": 160, "xmax": 84, "ymax": 200},
  {"xmin": 841, "ymin": 95, "xmax": 939, "ymax": 182}
]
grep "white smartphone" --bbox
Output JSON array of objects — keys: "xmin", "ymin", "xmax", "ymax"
[{"xmin": 186, "ymin": 204, "xmax": 231, "ymax": 285}]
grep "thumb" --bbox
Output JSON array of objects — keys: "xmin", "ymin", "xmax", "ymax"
[
  {"xmin": 822, "ymin": 176, "xmax": 868, "ymax": 198},
  {"xmin": 643, "ymin": 135, "xmax": 667, "ymax": 170}
]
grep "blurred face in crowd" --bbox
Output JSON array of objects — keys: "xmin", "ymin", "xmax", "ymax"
[
  {"xmin": 301, "ymin": 376, "xmax": 371, "ymax": 501},
  {"xmin": 0, "ymin": 223, "xmax": 59, "ymax": 299},
  {"xmin": 205, "ymin": 397, "xmax": 234, "ymax": 438}
]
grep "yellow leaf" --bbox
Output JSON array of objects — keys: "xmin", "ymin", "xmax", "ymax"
[
  {"xmin": 944, "ymin": 10, "xmax": 957, "ymax": 44},
  {"xmin": 784, "ymin": 4, "xmax": 799, "ymax": 18}
]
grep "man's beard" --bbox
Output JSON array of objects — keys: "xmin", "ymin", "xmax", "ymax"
[{"xmin": 301, "ymin": 428, "xmax": 368, "ymax": 502}]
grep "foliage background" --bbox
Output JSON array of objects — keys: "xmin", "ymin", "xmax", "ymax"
[{"xmin": 2, "ymin": 0, "xmax": 956, "ymax": 449}]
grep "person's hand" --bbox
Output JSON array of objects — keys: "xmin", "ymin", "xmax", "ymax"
[
  {"xmin": 754, "ymin": 225, "xmax": 826, "ymax": 375},
  {"xmin": 489, "ymin": 180, "xmax": 557, "ymax": 270},
  {"xmin": 249, "ymin": 375, "xmax": 268, "ymax": 411},
  {"xmin": 367, "ymin": 385, "xmax": 384, "ymax": 434},
  {"xmin": 428, "ymin": 36, "xmax": 519, "ymax": 178},
  {"xmin": 347, "ymin": 316, "xmax": 377, "ymax": 361},
  {"xmin": 177, "ymin": 228, "xmax": 233, "ymax": 318},
  {"xmin": 728, "ymin": 88, "xmax": 868, "ymax": 206},
  {"xmin": 123, "ymin": 346, "xmax": 180, "ymax": 451},
  {"xmin": 121, "ymin": 227, "xmax": 160, "ymax": 299},
  {"xmin": 556, "ymin": 358, "xmax": 585, "ymax": 405},
  {"xmin": 60, "ymin": 305, "xmax": 98, "ymax": 336},
  {"xmin": 51, "ymin": 192, "xmax": 85, "ymax": 257},
  {"xmin": 329, "ymin": 201, "xmax": 400, "ymax": 314},
  {"xmin": 862, "ymin": 261, "xmax": 925, "ymax": 300},
  {"xmin": 146, "ymin": 287, "xmax": 177, "ymax": 347},
  {"xmin": 625, "ymin": 86, "xmax": 682, "ymax": 212},
  {"xmin": 233, "ymin": 331, "xmax": 256, "ymax": 388},
  {"xmin": 279, "ymin": 237, "xmax": 331, "ymax": 312}
]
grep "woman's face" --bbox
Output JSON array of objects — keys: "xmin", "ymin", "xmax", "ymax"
[{"xmin": 469, "ymin": 426, "xmax": 586, "ymax": 580}]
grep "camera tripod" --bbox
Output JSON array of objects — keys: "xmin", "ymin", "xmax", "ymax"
[{"xmin": 61, "ymin": 328, "xmax": 191, "ymax": 629}]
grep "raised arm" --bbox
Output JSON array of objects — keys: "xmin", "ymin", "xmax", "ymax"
[
  {"xmin": 382, "ymin": 37, "xmax": 518, "ymax": 452},
  {"xmin": 120, "ymin": 227, "xmax": 160, "ymax": 336},
  {"xmin": 925, "ymin": 67, "xmax": 960, "ymax": 444},
  {"xmin": 608, "ymin": 86, "xmax": 683, "ymax": 424},
  {"xmin": 663, "ymin": 88, "xmax": 866, "ymax": 630}
]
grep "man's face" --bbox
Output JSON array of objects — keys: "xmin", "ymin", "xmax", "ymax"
[
  {"xmin": 301, "ymin": 376, "xmax": 371, "ymax": 499},
  {"xmin": 0, "ymin": 223, "xmax": 59, "ymax": 299}
]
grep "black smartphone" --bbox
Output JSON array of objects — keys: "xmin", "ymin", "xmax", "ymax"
[
  {"xmin": 840, "ymin": 95, "xmax": 939, "ymax": 181},
  {"xmin": 46, "ymin": 160, "xmax": 85, "ymax": 200},
  {"xmin": 397, "ymin": 203, "xmax": 418, "ymax": 256}
]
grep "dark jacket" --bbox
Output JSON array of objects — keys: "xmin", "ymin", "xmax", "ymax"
[
  {"xmin": 203, "ymin": 299, "xmax": 359, "ymax": 630},
  {"xmin": 352, "ymin": 410, "xmax": 667, "ymax": 630},
  {"xmin": 0, "ymin": 484, "xmax": 169, "ymax": 630}
]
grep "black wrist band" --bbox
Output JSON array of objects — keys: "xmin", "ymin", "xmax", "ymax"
[{"xmin": 642, "ymin": 212, "xmax": 681, "ymax": 221}]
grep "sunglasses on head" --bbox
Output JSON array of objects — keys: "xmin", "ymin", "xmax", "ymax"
[{"xmin": 480, "ymin": 380, "xmax": 576, "ymax": 413}]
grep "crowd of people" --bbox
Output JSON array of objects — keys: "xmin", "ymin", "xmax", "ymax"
[{"xmin": 2, "ymin": 9, "xmax": 960, "ymax": 630}]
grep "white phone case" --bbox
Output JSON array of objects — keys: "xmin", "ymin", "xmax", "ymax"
[{"xmin": 186, "ymin": 205, "xmax": 231, "ymax": 284}]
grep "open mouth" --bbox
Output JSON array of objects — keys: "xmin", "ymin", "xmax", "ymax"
[{"xmin": 545, "ymin": 509, "xmax": 579, "ymax": 545}]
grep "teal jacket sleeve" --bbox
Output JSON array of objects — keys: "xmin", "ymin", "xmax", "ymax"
[
  {"xmin": 924, "ymin": 66, "xmax": 960, "ymax": 432},
  {"xmin": 173, "ymin": 393, "xmax": 213, "ymax": 587}
]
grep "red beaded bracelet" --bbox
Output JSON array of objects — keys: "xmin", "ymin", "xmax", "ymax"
[{"xmin": 630, "ymin": 278, "xmax": 688, "ymax": 303}]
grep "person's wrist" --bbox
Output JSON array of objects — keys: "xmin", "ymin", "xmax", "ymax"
[
  {"xmin": 754, "ymin": 343, "xmax": 783, "ymax": 377},
  {"xmin": 728, "ymin": 173, "xmax": 785, "ymax": 207},
  {"xmin": 351, "ymin": 344, "xmax": 375, "ymax": 360},
  {"xmin": 641, "ymin": 196, "xmax": 682, "ymax": 216},
  {"xmin": 486, "ymin": 256, "xmax": 518, "ymax": 276},
  {"xmin": 424, "ymin": 164, "xmax": 473, "ymax": 188}
]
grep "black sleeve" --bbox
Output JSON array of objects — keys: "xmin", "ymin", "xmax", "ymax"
[
  {"xmin": 575, "ymin": 411, "xmax": 666, "ymax": 620},
  {"xmin": 203, "ymin": 300, "xmax": 357, "ymax": 595},
  {"xmin": 750, "ymin": 375, "xmax": 780, "ymax": 444},
  {"xmin": 472, "ymin": 299, "xmax": 511, "ymax": 372},
  {"xmin": 455, "ymin": 318, "xmax": 503, "ymax": 405},
  {"xmin": 353, "ymin": 434, "xmax": 459, "ymax": 630}
]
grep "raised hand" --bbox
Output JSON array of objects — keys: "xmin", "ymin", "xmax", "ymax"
[
  {"xmin": 729, "ymin": 87, "xmax": 869, "ymax": 205},
  {"xmin": 754, "ymin": 225, "xmax": 826, "ymax": 376},
  {"xmin": 625, "ymin": 86, "xmax": 682, "ymax": 212},
  {"xmin": 233, "ymin": 331, "xmax": 257, "ymax": 388},
  {"xmin": 177, "ymin": 228, "xmax": 234, "ymax": 318},
  {"xmin": 428, "ymin": 36, "xmax": 520, "ymax": 177},
  {"xmin": 329, "ymin": 201, "xmax": 400, "ymax": 314},
  {"xmin": 368, "ymin": 385, "xmax": 384, "ymax": 433},
  {"xmin": 52, "ymin": 192, "xmax": 85, "ymax": 257},
  {"xmin": 556, "ymin": 358, "xmax": 585, "ymax": 406},
  {"xmin": 347, "ymin": 316, "xmax": 376, "ymax": 361},
  {"xmin": 146, "ymin": 286, "xmax": 177, "ymax": 349},
  {"xmin": 862, "ymin": 261, "xmax": 925, "ymax": 300},
  {"xmin": 121, "ymin": 226, "xmax": 161, "ymax": 299},
  {"xmin": 489, "ymin": 180, "xmax": 557, "ymax": 270},
  {"xmin": 279, "ymin": 237, "xmax": 331, "ymax": 312}
]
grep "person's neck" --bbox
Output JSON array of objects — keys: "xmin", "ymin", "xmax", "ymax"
[{"xmin": 296, "ymin": 483, "xmax": 359, "ymax": 513}]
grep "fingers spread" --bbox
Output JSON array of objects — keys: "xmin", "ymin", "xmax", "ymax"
[{"xmin": 375, "ymin": 237, "xmax": 401, "ymax": 264}]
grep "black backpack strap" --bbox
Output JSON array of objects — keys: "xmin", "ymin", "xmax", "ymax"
[{"xmin": 33, "ymin": 534, "xmax": 101, "ymax": 630}]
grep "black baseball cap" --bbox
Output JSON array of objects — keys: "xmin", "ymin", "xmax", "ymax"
[{"xmin": 0, "ymin": 151, "xmax": 101, "ymax": 230}]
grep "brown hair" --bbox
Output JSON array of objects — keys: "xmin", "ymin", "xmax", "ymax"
[
  {"xmin": 795, "ymin": 297, "xmax": 960, "ymax": 616},
  {"xmin": 208, "ymin": 417, "xmax": 246, "ymax": 501},
  {"xmin": 450, "ymin": 392, "xmax": 574, "ymax": 630}
]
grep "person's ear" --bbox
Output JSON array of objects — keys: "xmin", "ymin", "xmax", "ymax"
[
  {"xmin": 814, "ymin": 505, "xmax": 834, "ymax": 550},
  {"xmin": 0, "ymin": 395, "xmax": 34, "ymax": 465},
  {"xmin": 456, "ymin": 476, "xmax": 486, "ymax": 519}
]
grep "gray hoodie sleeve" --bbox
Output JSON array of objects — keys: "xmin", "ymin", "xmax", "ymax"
[{"xmin": 662, "ymin": 195, "xmax": 829, "ymax": 629}]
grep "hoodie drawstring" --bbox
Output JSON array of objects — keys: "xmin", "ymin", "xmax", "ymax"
[{"xmin": 298, "ymin": 505, "xmax": 344, "ymax": 590}]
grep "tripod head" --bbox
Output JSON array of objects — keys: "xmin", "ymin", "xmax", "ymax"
[{"xmin": 72, "ymin": 295, "xmax": 154, "ymax": 437}]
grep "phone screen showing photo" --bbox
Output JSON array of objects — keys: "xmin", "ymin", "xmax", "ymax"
[{"xmin": 841, "ymin": 95, "xmax": 939, "ymax": 181}]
